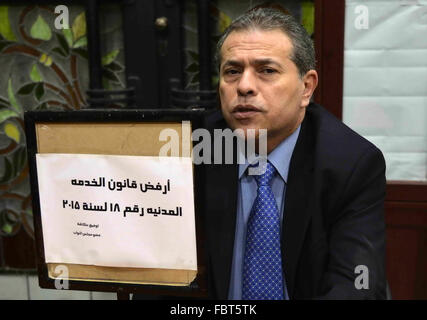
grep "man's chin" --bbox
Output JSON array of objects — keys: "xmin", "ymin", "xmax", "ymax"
[
  {"xmin": 230, "ymin": 126, "xmax": 267, "ymax": 141},
  {"xmin": 222, "ymin": 112, "xmax": 267, "ymax": 139}
]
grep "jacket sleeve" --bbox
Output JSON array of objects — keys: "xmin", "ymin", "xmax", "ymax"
[{"xmin": 317, "ymin": 146, "xmax": 387, "ymax": 299}]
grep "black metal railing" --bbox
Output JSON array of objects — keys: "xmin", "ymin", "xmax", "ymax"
[
  {"xmin": 169, "ymin": 78, "xmax": 216, "ymax": 109},
  {"xmin": 84, "ymin": 0, "xmax": 217, "ymax": 109},
  {"xmin": 86, "ymin": 87, "xmax": 135, "ymax": 107}
]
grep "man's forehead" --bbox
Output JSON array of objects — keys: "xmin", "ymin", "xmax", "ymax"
[
  {"xmin": 222, "ymin": 57, "xmax": 283, "ymax": 68},
  {"xmin": 220, "ymin": 29, "xmax": 293, "ymax": 65},
  {"xmin": 223, "ymin": 28, "xmax": 291, "ymax": 47}
]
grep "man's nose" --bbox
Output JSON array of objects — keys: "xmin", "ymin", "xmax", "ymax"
[{"xmin": 237, "ymin": 70, "xmax": 257, "ymax": 96}]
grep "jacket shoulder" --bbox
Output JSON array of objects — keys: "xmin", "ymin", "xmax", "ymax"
[
  {"xmin": 204, "ymin": 108, "xmax": 228, "ymax": 132},
  {"xmin": 305, "ymin": 102, "xmax": 384, "ymax": 164}
]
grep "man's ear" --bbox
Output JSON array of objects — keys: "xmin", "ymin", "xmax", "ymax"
[{"xmin": 301, "ymin": 70, "xmax": 318, "ymax": 107}]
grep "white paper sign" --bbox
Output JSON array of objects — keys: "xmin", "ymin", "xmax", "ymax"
[
  {"xmin": 343, "ymin": 0, "xmax": 427, "ymax": 180},
  {"xmin": 36, "ymin": 153, "xmax": 197, "ymax": 271}
]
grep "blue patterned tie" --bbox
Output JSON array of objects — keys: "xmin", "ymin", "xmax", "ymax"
[{"xmin": 242, "ymin": 161, "xmax": 284, "ymax": 300}]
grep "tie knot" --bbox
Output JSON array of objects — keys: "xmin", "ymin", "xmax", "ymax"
[{"xmin": 252, "ymin": 161, "xmax": 276, "ymax": 186}]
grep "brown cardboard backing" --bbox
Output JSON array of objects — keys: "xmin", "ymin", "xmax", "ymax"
[{"xmin": 35, "ymin": 122, "xmax": 197, "ymax": 286}]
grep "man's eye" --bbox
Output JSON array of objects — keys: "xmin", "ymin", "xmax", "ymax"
[
  {"xmin": 261, "ymin": 68, "xmax": 276, "ymax": 74},
  {"xmin": 224, "ymin": 69, "xmax": 239, "ymax": 75}
]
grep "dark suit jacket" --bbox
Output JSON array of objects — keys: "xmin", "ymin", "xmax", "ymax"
[{"xmin": 203, "ymin": 102, "xmax": 387, "ymax": 299}]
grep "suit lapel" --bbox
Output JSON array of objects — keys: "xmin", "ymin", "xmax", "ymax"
[
  {"xmin": 203, "ymin": 114, "xmax": 239, "ymax": 299},
  {"xmin": 282, "ymin": 116, "xmax": 315, "ymax": 298},
  {"xmin": 205, "ymin": 162, "xmax": 238, "ymax": 299}
]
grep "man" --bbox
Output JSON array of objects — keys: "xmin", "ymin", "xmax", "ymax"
[{"xmin": 203, "ymin": 6, "xmax": 387, "ymax": 299}]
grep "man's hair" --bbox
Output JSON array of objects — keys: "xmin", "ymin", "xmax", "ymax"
[{"xmin": 216, "ymin": 5, "xmax": 316, "ymax": 78}]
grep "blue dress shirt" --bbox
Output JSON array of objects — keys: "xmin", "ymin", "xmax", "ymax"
[{"xmin": 228, "ymin": 125, "xmax": 301, "ymax": 300}]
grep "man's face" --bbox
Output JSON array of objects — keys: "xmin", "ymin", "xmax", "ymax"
[{"xmin": 219, "ymin": 28, "xmax": 317, "ymax": 153}]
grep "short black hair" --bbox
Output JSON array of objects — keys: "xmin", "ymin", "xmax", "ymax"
[{"xmin": 216, "ymin": 6, "xmax": 316, "ymax": 78}]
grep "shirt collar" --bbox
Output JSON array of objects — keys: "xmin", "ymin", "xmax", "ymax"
[{"xmin": 238, "ymin": 125, "xmax": 301, "ymax": 183}]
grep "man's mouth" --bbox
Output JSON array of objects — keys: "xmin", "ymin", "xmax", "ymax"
[{"xmin": 231, "ymin": 105, "xmax": 262, "ymax": 120}]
